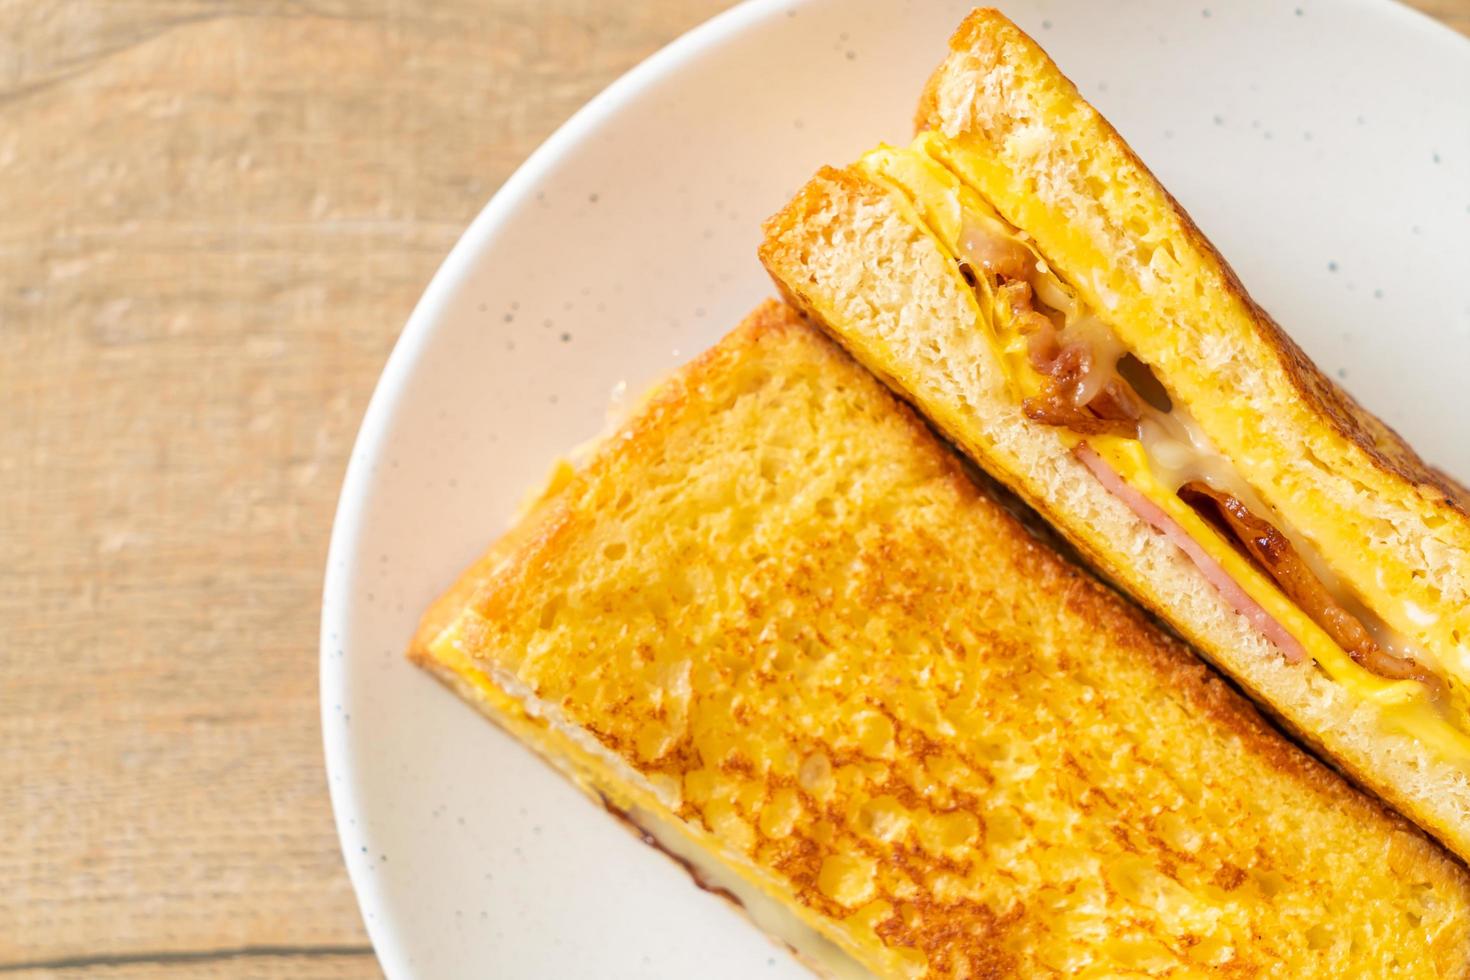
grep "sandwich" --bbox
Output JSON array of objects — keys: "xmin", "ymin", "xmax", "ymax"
[
  {"xmin": 761, "ymin": 8, "xmax": 1470, "ymax": 862},
  {"xmin": 411, "ymin": 300, "xmax": 1470, "ymax": 976}
]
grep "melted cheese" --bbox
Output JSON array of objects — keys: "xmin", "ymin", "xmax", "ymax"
[{"xmin": 861, "ymin": 139, "xmax": 1470, "ymax": 763}]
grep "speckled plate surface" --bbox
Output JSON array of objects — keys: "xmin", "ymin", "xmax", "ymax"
[{"xmin": 321, "ymin": 1, "xmax": 1470, "ymax": 975}]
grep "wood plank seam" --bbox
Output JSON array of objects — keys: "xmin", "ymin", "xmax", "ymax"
[{"xmin": 0, "ymin": 944, "xmax": 376, "ymax": 974}]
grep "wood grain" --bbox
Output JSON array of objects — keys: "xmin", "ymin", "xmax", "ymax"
[
  {"xmin": 1412, "ymin": 0, "xmax": 1470, "ymax": 34},
  {"xmin": 1, "ymin": 0, "xmax": 1464, "ymax": 976},
  {"xmin": 0, "ymin": 1, "xmax": 733, "ymax": 975}
]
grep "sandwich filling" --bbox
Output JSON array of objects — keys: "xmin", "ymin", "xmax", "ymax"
[{"xmin": 859, "ymin": 136, "xmax": 1470, "ymax": 759}]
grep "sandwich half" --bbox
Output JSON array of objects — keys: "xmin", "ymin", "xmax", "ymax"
[
  {"xmin": 761, "ymin": 8, "xmax": 1470, "ymax": 861},
  {"xmin": 412, "ymin": 300, "xmax": 1470, "ymax": 977}
]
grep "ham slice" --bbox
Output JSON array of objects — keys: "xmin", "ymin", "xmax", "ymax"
[{"xmin": 1074, "ymin": 444, "xmax": 1307, "ymax": 664}]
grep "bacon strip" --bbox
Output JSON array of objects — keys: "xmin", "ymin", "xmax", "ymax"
[
  {"xmin": 1178, "ymin": 482, "xmax": 1443, "ymax": 693},
  {"xmin": 960, "ymin": 221, "xmax": 1034, "ymax": 282},
  {"xmin": 1003, "ymin": 279, "xmax": 1142, "ymax": 436},
  {"xmin": 1086, "ymin": 381, "xmax": 1143, "ymax": 424},
  {"xmin": 1075, "ymin": 446, "xmax": 1308, "ymax": 664},
  {"xmin": 1023, "ymin": 394, "xmax": 1135, "ymax": 435}
]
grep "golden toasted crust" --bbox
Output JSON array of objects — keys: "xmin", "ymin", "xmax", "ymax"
[
  {"xmin": 415, "ymin": 300, "xmax": 1470, "ymax": 977},
  {"xmin": 914, "ymin": 7, "xmax": 1469, "ymax": 681},
  {"xmin": 410, "ymin": 540, "xmax": 519, "ymax": 662}
]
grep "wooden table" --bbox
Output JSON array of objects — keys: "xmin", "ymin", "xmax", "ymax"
[{"xmin": 2, "ymin": 1, "xmax": 1465, "ymax": 976}]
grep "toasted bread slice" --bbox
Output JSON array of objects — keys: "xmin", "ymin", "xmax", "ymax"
[
  {"xmin": 413, "ymin": 300, "xmax": 1470, "ymax": 977},
  {"xmin": 760, "ymin": 9, "xmax": 1470, "ymax": 862}
]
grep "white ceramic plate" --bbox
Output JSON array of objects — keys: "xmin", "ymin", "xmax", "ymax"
[{"xmin": 322, "ymin": 1, "xmax": 1470, "ymax": 975}]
